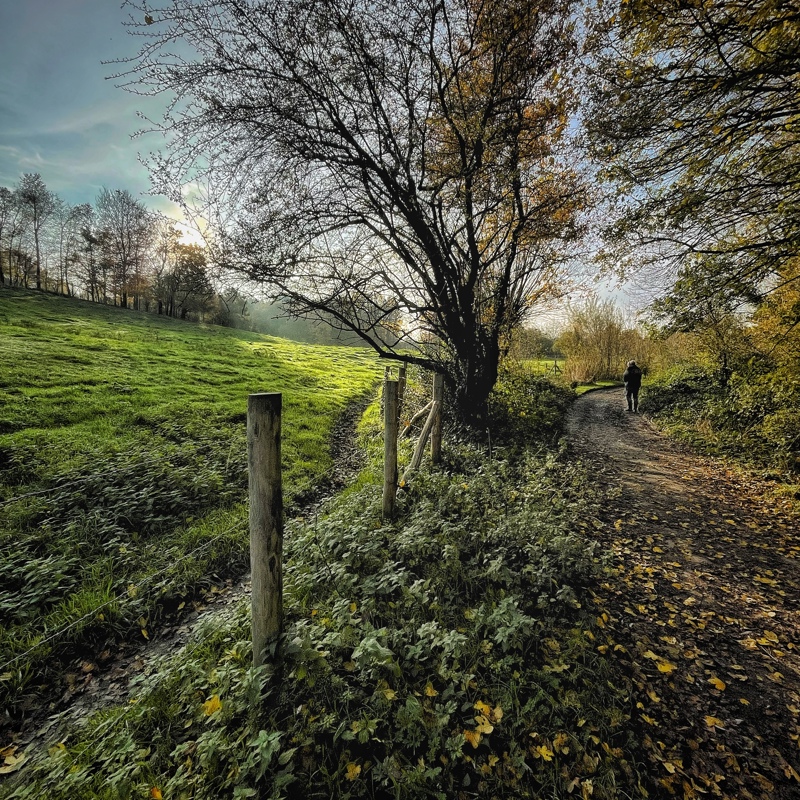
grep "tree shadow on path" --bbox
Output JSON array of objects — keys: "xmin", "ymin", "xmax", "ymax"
[{"xmin": 567, "ymin": 388, "xmax": 800, "ymax": 799}]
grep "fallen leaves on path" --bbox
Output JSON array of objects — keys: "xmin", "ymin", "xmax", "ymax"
[{"xmin": 569, "ymin": 390, "xmax": 800, "ymax": 799}]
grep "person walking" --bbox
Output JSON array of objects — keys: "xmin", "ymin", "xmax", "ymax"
[{"xmin": 623, "ymin": 360, "xmax": 643, "ymax": 412}]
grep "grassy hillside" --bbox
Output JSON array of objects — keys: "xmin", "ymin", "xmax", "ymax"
[{"xmin": 0, "ymin": 288, "xmax": 380, "ymax": 713}]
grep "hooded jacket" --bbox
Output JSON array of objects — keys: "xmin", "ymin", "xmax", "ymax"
[{"xmin": 623, "ymin": 363, "xmax": 642, "ymax": 391}]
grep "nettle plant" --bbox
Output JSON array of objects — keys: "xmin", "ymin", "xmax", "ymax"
[{"xmin": 12, "ymin": 380, "xmax": 642, "ymax": 800}]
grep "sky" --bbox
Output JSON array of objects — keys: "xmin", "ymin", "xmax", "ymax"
[
  {"xmin": 0, "ymin": 0, "xmax": 186, "ymax": 222},
  {"xmin": 0, "ymin": 0, "xmax": 636, "ymax": 318}
]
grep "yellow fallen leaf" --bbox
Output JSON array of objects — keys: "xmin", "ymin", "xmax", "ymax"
[
  {"xmin": 381, "ymin": 687, "xmax": 397, "ymax": 701},
  {"xmin": 203, "ymin": 694, "xmax": 222, "ymax": 716},
  {"xmin": 424, "ymin": 682, "xmax": 438, "ymax": 697},
  {"xmin": 492, "ymin": 705, "xmax": 503, "ymax": 722},
  {"xmin": 475, "ymin": 715, "xmax": 494, "ymax": 735},
  {"xmin": 474, "ymin": 700, "xmax": 491, "ymax": 717},
  {"xmin": 642, "ymin": 650, "xmax": 659, "ymax": 661},
  {"xmin": 704, "ymin": 715, "xmax": 724, "ymax": 728},
  {"xmin": 614, "ymin": 519, "xmax": 623, "ymax": 530},
  {"xmin": 657, "ymin": 660, "xmax": 677, "ymax": 674},
  {"xmin": 647, "ymin": 689, "xmax": 661, "ymax": 703},
  {"xmin": 345, "ymin": 762, "xmax": 361, "ymax": 781},
  {"xmin": 708, "ymin": 677, "xmax": 726, "ymax": 691},
  {"xmin": 740, "ymin": 698, "xmax": 750, "ymax": 706},
  {"xmin": 532, "ymin": 744, "xmax": 554, "ymax": 761},
  {"xmin": 349, "ymin": 602, "xmax": 357, "ymax": 613},
  {"xmin": 0, "ymin": 753, "xmax": 26, "ymax": 775},
  {"xmin": 150, "ymin": 789, "xmax": 163, "ymax": 800},
  {"xmin": 464, "ymin": 729, "xmax": 481, "ymax": 749}
]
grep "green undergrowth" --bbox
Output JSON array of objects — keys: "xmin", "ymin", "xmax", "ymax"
[
  {"xmin": 574, "ymin": 382, "xmax": 620, "ymax": 396},
  {"xmin": 6, "ymin": 372, "xmax": 648, "ymax": 799},
  {"xmin": 0, "ymin": 288, "xmax": 380, "ymax": 715},
  {"xmin": 643, "ymin": 364, "xmax": 800, "ymax": 482}
]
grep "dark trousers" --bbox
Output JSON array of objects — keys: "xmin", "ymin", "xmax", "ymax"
[{"xmin": 626, "ymin": 387, "xmax": 639, "ymax": 411}]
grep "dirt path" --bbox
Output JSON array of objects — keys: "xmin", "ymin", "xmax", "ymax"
[{"xmin": 567, "ymin": 388, "xmax": 800, "ymax": 799}]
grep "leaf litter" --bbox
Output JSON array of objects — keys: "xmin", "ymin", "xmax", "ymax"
[{"xmin": 568, "ymin": 388, "xmax": 800, "ymax": 799}]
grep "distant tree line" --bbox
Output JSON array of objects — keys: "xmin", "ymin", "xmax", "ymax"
[
  {"xmin": 0, "ymin": 173, "xmax": 218, "ymax": 322},
  {"xmin": 0, "ymin": 173, "xmax": 394, "ymax": 346}
]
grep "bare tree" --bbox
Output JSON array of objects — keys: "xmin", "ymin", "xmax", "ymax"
[
  {"xmin": 122, "ymin": 0, "xmax": 588, "ymax": 420},
  {"xmin": 16, "ymin": 174, "xmax": 56, "ymax": 291},
  {"xmin": 0, "ymin": 187, "xmax": 15, "ymax": 286},
  {"xmin": 96, "ymin": 187, "xmax": 153, "ymax": 308},
  {"xmin": 51, "ymin": 200, "xmax": 92, "ymax": 296}
]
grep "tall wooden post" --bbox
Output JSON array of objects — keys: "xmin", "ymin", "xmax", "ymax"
[
  {"xmin": 431, "ymin": 373, "xmax": 444, "ymax": 464},
  {"xmin": 248, "ymin": 392, "xmax": 283, "ymax": 667},
  {"xmin": 397, "ymin": 365, "xmax": 407, "ymax": 428},
  {"xmin": 383, "ymin": 379, "xmax": 398, "ymax": 518}
]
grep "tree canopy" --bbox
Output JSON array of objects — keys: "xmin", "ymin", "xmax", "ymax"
[
  {"xmin": 123, "ymin": 0, "xmax": 588, "ymax": 419},
  {"xmin": 589, "ymin": 0, "xmax": 800, "ymax": 309}
]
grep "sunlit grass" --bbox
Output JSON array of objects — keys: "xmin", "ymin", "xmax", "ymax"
[{"xmin": 0, "ymin": 288, "xmax": 380, "ymax": 707}]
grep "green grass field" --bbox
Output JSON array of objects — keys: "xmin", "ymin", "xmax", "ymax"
[{"xmin": 0, "ymin": 288, "xmax": 380, "ymax": 709}]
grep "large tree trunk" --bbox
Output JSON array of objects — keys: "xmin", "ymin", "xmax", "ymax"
[{"xmin": 450, "ymin": 338, "xmax": 501, "ymax": 424}]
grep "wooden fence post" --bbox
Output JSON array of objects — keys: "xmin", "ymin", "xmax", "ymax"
[
  {"xmin": 397, "ymin": 365, "xmax": 407, "ymax": 428},
  {"xmin": 248, "ymin": 392, "xmax": 283, "ymax": 668},
  {"xmin": 383, "ymin": 379, "xmax": 398, "ymax": 519},
  {"xmin": 401, "ymin": 399, "xmax": 439, "ymax": 484},
  {"xmin": 431, "ymin": 373, "xmax": 444, "ymax": 464}
]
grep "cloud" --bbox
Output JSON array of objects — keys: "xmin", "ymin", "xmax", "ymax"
[{"xmin": 0, "ymin": 0, "xmax": 170, "ymax": 205}]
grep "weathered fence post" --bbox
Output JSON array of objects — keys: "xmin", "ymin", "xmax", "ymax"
[
  {"xmin": 431, "ymin": 373, "xmax": 444, "ymax": 464},
  {"xmin": 401, "ymin": 399, "xmax": 439, "ymax": 484},
  {"xmin": 397, "ymin": 365, "xmax": 407, "ymax": 428},
  {"xmin": 248, "ymin": 392, "xmax": 283, "ymax": 668},
  {"xmin": 383, "ymin": 379, "xmax": 399, "ymax": 518}
]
